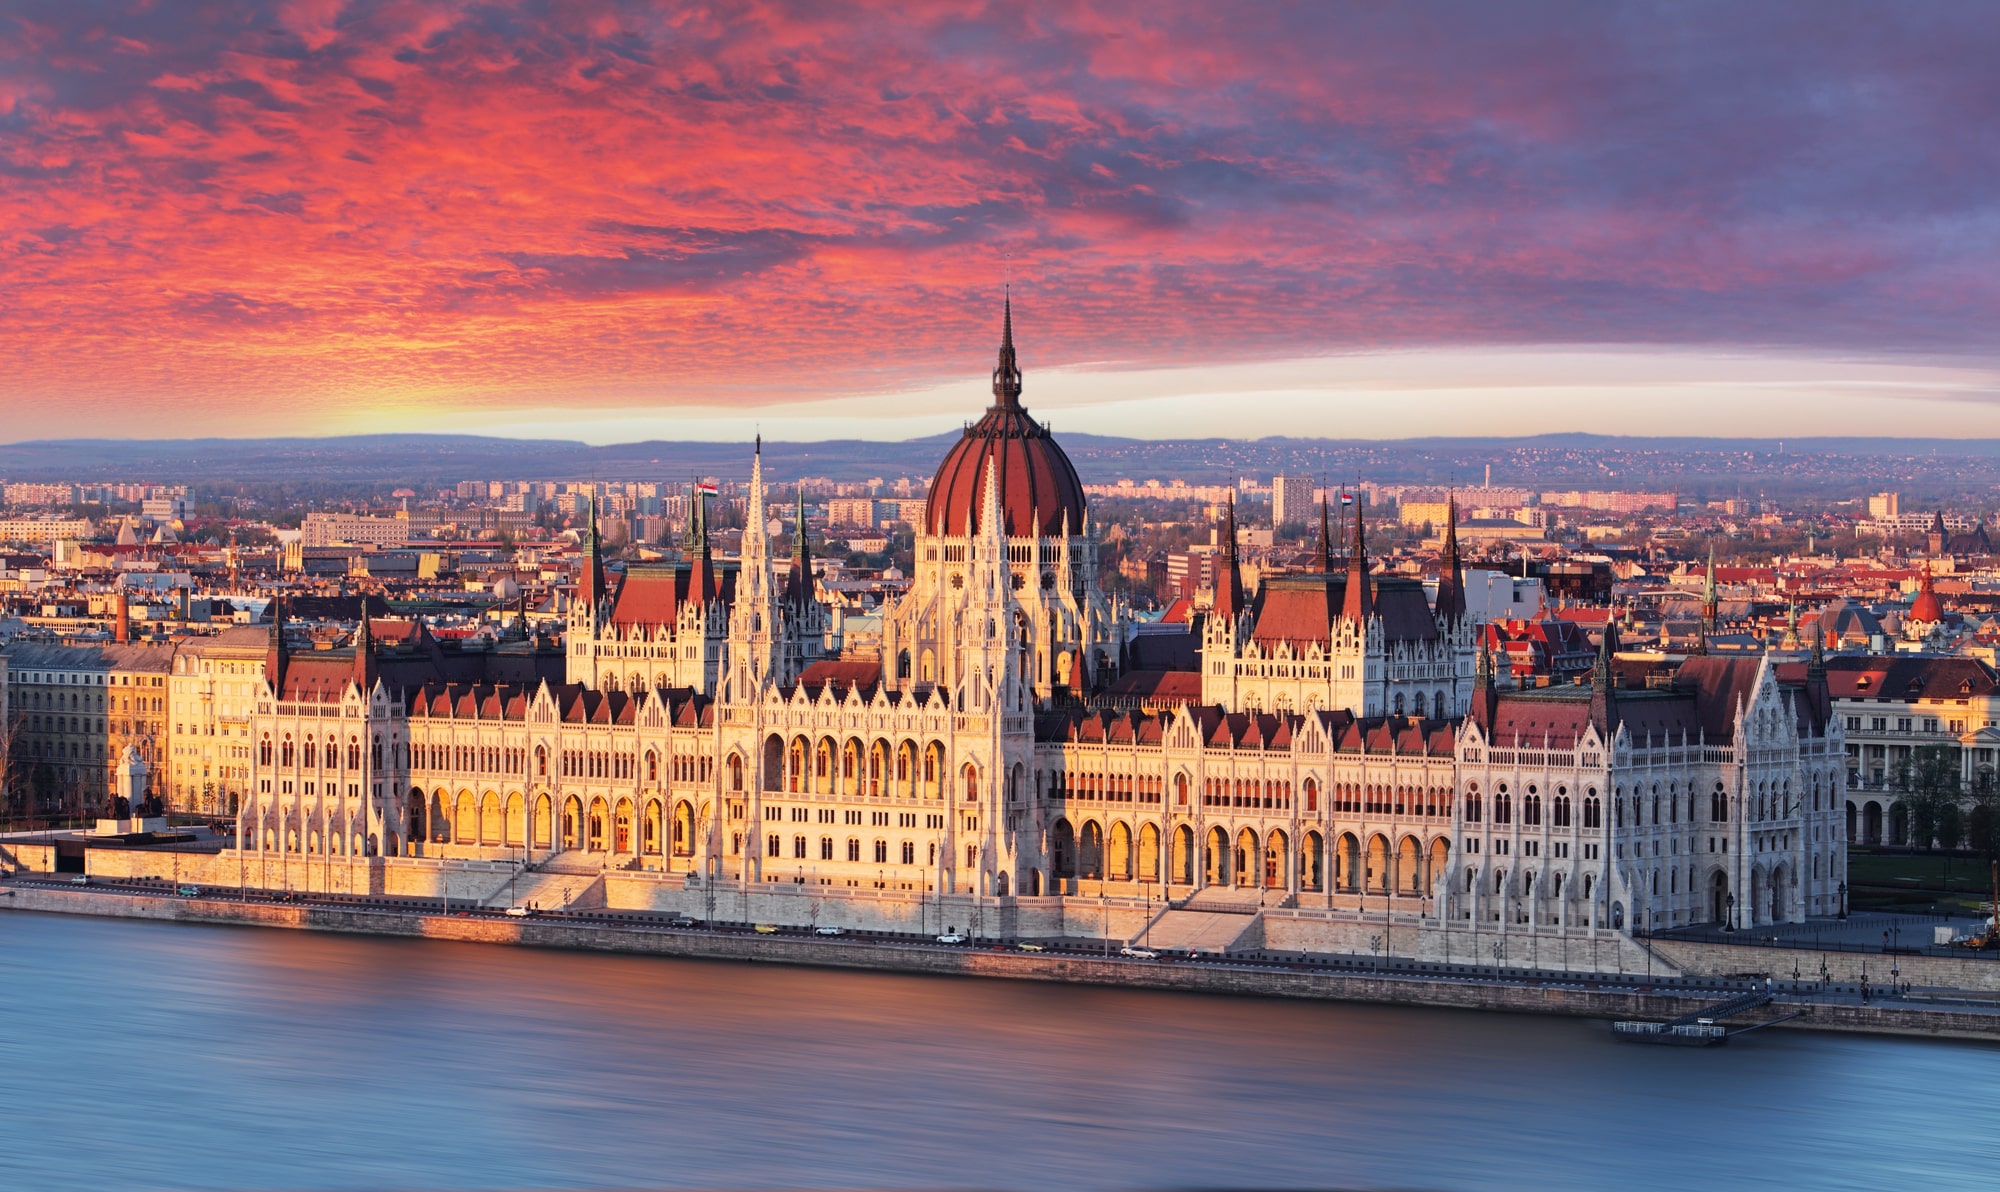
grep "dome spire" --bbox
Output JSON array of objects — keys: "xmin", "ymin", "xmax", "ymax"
[{"xmin": 992, "ymin": 290, "xmax": 1022, "ymax": 409}]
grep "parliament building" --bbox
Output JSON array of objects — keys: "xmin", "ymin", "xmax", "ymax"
[{"xmin": 232, "ymin": 307, "xmax": 1846, "ymax": 958}]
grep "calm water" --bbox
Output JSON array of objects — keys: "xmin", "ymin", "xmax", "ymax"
[{"xmin": 2, "ymin": 913, "xmax": 1997, "ymax": 1190}]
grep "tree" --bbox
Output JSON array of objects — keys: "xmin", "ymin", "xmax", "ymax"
[
  {"xmin": 1891, "ymin": 744, "xmax": 1963, "ymax": 850},
  {"xmin": 1965, "ymin": 768, "xmax": 2000, "ymax": 863}
]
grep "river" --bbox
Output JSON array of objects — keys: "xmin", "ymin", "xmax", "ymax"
[{"xmin": 1, "ymin": 912, "xmax": 1996, "ymax": 1190}]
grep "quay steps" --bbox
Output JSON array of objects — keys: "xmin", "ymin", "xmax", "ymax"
[
  {"xmin": 1177, "ymin": 887, "xmax": 1286, "ymax": 914},
  {"xmin": 1137, "ymin": 908, "xmax": 1262, "ymax": 955},
  {"xmin": 484, "ymin": 867, "xmax": 604, "ymax": 912}
]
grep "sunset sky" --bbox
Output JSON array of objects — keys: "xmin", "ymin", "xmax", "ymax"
[{"xmin": 4, "ymin": 2, "xmax": 1998, "ymax": 443}]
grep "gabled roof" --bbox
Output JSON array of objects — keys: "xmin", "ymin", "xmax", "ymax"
[{"xmin": 797, "ymin": 659, "xmax": 883, "ymax": 693}]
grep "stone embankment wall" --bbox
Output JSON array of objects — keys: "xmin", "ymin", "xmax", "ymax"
[
  {"xmin": 1651, "ymin": 938, "xmax": 2000, "ymax": 993},
  {"xmin": 13, "ymin": 844, "xmax": 2000, "ymax": 994},
  {"xmin": 5, "ymin": 887, "xmax": 1997, "ymax": 1043},
  {"xmin": 1259, "ymin": 911, "xmax": 1667, "ymax": 977}
]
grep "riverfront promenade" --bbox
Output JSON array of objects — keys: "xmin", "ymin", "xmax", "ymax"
[{"xmin": 6, "ymin": 874, "xmax": 1997, "ymax": 1043}]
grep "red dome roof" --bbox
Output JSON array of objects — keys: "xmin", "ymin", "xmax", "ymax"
[
  {"xmin": 1910, "ymin": 568, "xmax": 1944, "ymax": 623},
  {"xmin": 925, "ymin": 303, "xmax": 1087, "ymax": 538}
]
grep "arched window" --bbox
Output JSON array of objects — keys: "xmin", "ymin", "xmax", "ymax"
[
  {"xmin": 281, "ymin": 736, "xmax": 294, "ymax": 767},
  {"xmin": 1494, "ymin": 791, "xmax": 1511, "ymax": 825},
  {"xmin": 646, "ymin": 751, "xmax": 659, "ymax": 783},
  {"xmin": 348, "ymin": 738, "xmax": 361, "ymax": 770},
  {"xmin": 1553, "ymin": 794, "xmax": 1571, "ymax": 827},
  {"xmin": 303, "ymin": 738, "xmax": 316, "ymax": 768},
  {"xmin": 536, "ymin": 746, "xmax": 548, "ymax": 778},
  {"xmin": 1524, "ymin": 793, "xmax": 1541, "ymax": 826},
  {"xmin": 1711, "ymin": 782, "xmax": 1728, "ymax": 822},
  {"xmin": 729, "ymin": 755, "xmax": 744, "ymax": 791},
  {"xmin": 260, "ymin": 736, "xmax": 273, "ymax": 766},
  {"xmin": 962, "ymin": 764, "xmax": 979, "ymax": 802}
]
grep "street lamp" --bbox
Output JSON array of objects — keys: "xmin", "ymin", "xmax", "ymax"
[
  {"xmin": 1725, "ymin": 892, "xmax": 1736, "ymax": 933},
  {"xmin": 1838, "ymin": 880, "xmax": 1848, "ymax": 920}
]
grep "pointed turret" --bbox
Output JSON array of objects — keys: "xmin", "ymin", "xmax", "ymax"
[
  {"xmin": 1470, "ymin": 641, "xmax": 1499, "ymax": 730},
  {"xmin": 1589, "ymin": 619, "xmax": 1619, "ymax": 735},
  {"xmin": 740, "ymin": 438, "xmax": 772, "ymax": 601},
  {"xmin": 1806, "ymin": 633, "xmax": 1832, "ymax": 732},
  {"xmin": 580, "ymin": 496, "xmax": 606, "ymax": 610},
  {"xmin": 352, "ymin": 606, "xmax": 374, "ymax": 692},
  {"xmin": 976, "ymin": 456, "xmax": 1008, "ymax": 601},
  {"xmin": 992, "ymin": 291, "xmax": 1022, "ymax": 410},
  {"xmin": 684, "ymin": 480, "xmax": 715, "ymax": 603},
  {"xmin": 1695, "ymin": 542, "xmax": 1717, "ymax": 653},
  {"xmin": 1214, "ymin": 497, "xmax": 1245, "ymax": 620},
  {"xmin": 1309, "ymin": 496, "xmax": 1332, "ymax": 573},
  {"xmin": 786, "ymin": 486, "xmax": 814, "ymax": 607},
  {"xmin": 265, "ymin": 595, "xmax": 288, "ymax": 695},
  {"xmin": 1341, "ymin": 491, "xmax": 1373, "ymax": 624},
  {"xmin": 1434, "ymin": 491, "xmax": 1466, "ymax": 623}
]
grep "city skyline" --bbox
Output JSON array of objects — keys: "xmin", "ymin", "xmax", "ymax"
[{"xmin": 5, "ymin": 3, "xmax": 1999, "ymax": 441}]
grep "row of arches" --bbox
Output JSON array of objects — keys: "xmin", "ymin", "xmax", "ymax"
[
  {"xmin": 413, "ymin": 788, "xmax": 707, "ymax": 858},
  {"xmin": 1046, "ymin": 819, "xmax": 1451, "ymax": 895},
  {"xmin": 763, "ymin": 734, "xmax": 965, "ymax": 801},
  {"xmin": 260, "ymin": 733, "xmax": 386, "ymax": 770}
]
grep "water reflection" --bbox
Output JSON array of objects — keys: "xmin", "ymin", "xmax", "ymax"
[{"xmin": 2, "ymin": 913, "xmax": 1997, "ymax": 1190}]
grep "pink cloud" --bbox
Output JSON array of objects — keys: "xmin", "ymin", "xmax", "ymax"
[{"xmin": 0, "ymin": 1, "xmax": 1994, "ymax": 437}]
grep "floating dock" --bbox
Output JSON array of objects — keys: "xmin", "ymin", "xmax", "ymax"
[{"xmin": 1614, "ymin": 991, "xmax": 1806, "ymax": 1046}]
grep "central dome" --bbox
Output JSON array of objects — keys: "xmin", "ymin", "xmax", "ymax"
[{"xmin": 925, "ymin": 302, "xmax": 1087, "ymax": 538}]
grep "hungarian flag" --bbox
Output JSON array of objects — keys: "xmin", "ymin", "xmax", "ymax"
[
  {"xmin": 695, "ymin": 481, "xmax": 718, "ymax": 496},
  {"xmin": 1340, "ymin": 491, "xmax": 1355, "ymax": 506}
]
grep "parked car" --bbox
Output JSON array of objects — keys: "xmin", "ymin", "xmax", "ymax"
[
  {"xmin": 176, "ymin": 885, "xmax": 201, "ymax": 897},
  {"xmin": 504, "ymin": 906, "xmax": 533, "ymax": 918},
  {"xmin": 69, "ymin": 874, "xmax": 90, "ymax": 886},
  {"xmin": 753, "ymin": 923, "xmax": 779, "ymax": 934},
  {"xmin": 814, "ymin": 926, "xmax": 846, "ymax": 936},
  {"xmin": 936, "ymin": 932, "xmax": 967, "ymax": 944},
  {"xmin": 1016, "ymin": 942, "xmax": 1045, "ymax": 952},
  {"xmin": 669, "ymin": 915, "xmax": 698, "ymax": 928},
  {"xmin": 1120, "ymin": 946, "xmax": 1160, "ymax": 960}
]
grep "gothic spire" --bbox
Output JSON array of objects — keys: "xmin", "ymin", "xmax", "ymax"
[
  {"xmin": 1471, "ymin": 639, "xmax": 1498, "ymax": 730},
  {"xmin": 1696, "ymin": 541, "xmax": 1718, "ymax": 651},
  {"xmin": 352, "ymin": 604, "xmax": 374, "ymax": 690},
  {"xmin": 1214, "ymin": 496, "xmax": 1244, "ymax": 620},
  {"xmin": 1435, "ymin": 491, "xmax": 1466, "ymax": 623},
  {"xmin": 1341, "ymin": 489, "xmax": 1373, "ymax": 623},
  {"xmin": 683, "ymin": 481, "xmax": 709, "ymax": 559},
  {"xmin": 266, "ymin": 594, "xmax": 287, "ymax": 692},
  {"xmin": 1309, "ymin": 495, "xmax": 1332, "ymax": 573},
  {"xmin": 1589, "ymin": 618, "xmax": 1619, "ymax": 736},
  {"xmin": 992, "ymin": 291, "xmax": 1022, "ymax": 409},
  {"xmin": 581, "ymin": 495, "xmax": 606, "ymax": 608},
  {"xmin": 788, "ymin": 485, "xmax": 813, "ymax": 607}
]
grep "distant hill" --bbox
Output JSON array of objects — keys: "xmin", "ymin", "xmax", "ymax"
[{"xmin": 3, "ymin": 432, "xmax": 1999, "ymax": 503}]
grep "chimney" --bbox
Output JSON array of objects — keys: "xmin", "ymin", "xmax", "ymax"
[{"xmin": 114, "ymin": 588, "xmax": 129, "ymax": 644}]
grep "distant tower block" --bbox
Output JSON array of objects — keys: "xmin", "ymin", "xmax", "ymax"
[{"xmin": 1272, "ymin": 475, "xmax": 1315, "ymax": 528}]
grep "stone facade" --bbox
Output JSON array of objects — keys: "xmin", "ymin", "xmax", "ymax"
[{"xmin": 220, "ymin": 310, "xmax": 1842, "ymax": 959}]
